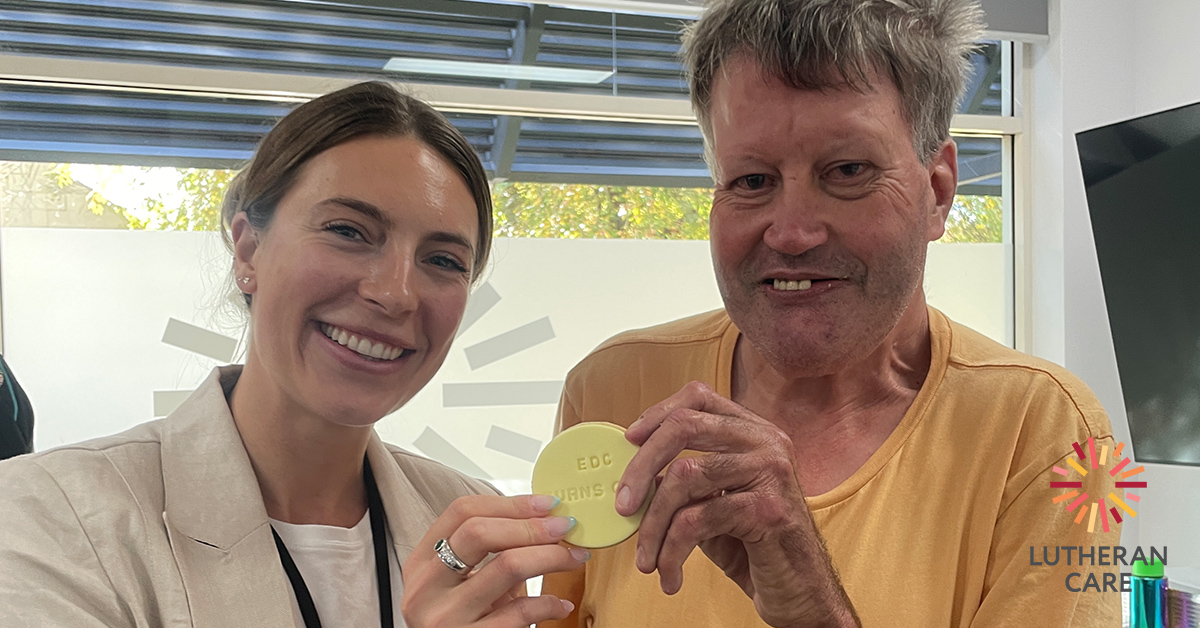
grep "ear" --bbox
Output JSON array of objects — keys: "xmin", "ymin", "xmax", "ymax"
[
  {"xmin": 925, "ymin": 138, "xmax": 958, "ymax": 242},
  {"xmin": 231, "ymin": 212, "xmax": 260, "ymax": 295}
]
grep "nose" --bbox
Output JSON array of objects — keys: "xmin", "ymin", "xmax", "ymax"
[
  {"xmin": 359, "ymin": 244, "xmax": 419, "ymax": 316},
  {"xmin": 761, "ymin": 179, "xmax": 829, "ymax": 256}
]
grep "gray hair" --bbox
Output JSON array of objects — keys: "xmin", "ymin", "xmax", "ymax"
[{"xmin": 683, "ymin": 0, "xmax": 985, "ymax": 163}]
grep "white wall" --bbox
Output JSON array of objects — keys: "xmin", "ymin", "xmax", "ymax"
[
  {"xmin": 1032, "ymin": 0, "xmax": 1200, "ymax": 573},
  {"xmin": 1132, "ymin": 1, "xmax": 1200, "ymax": 116}
]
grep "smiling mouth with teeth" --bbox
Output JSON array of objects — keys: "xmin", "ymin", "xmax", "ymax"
[
  {"xmin": 320, "ymin": 323, "xmax": 412, "ymax": 361},
  {"xmin": 772, "ymin": 279, "xmax": 814, "ymax": 291}
]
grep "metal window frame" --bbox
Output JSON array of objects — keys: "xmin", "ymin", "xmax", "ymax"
[
  {"xmin": 1012, "ymin": 42, "xmax": 1034, "ymax": 355},
  {"xmin": 0, "ymin": 45, "xmax": 1029, "ymax": 353},
  {"xmin": 522, "ymin": 0, "xmax": 1051, "ymax": 44}
]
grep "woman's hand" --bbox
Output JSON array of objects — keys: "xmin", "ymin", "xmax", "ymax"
[{"xmin": 401, "ymin": 494, "xmax": 588, "ymax": 627}]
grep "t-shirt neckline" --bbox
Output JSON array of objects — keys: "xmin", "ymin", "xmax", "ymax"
[
  {"xmin": 714, "ymin": 306, "xmax": 952, "ymax": 510},
  {"xmin": 269, "ymin": 510, "xmax": 372, "ymax": 549}
]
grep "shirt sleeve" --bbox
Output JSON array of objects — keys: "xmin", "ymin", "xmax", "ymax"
[
  {"xmin": 461, "ymin": 475, "xmax": 504, "ymax": 498},
  {"xmin": 0, "ymin": 459, "xmax": 135, "ymax": 627},
  {"xmin": 968, "ymin": 438, "xmax": 1123, "ymax": 628},
  {"xmin": 537, "ymin": 378, "xmax": 588, "ymax": 628}
]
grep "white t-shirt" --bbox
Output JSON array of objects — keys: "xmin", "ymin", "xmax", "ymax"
[{"xmin": 270, "ymin": 512, "xmax": 406, "ymax": 628}]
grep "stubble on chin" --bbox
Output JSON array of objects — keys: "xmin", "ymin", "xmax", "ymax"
[{"xmin": 719, "ymin": 253, "xmax": 925, "ymax": 377}]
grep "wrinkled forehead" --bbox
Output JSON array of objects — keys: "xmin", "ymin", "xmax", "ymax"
[
  {"xmin": 703, "ymin": 57, "xmax": 912, "ymax": 172},
  {"xmin": 698, "ymin": 54, "xmax": 906, "ymax": 161}
]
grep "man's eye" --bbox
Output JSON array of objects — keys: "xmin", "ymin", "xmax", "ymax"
[
  {"xmin": 736, "ymin": 174, "xmax": 768, "ymax": 190},
  {"xmin": 832, "ymin": 163, "xmax": 867, "ymax": 179}
]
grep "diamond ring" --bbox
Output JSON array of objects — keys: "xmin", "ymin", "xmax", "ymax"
[{"xmin": 434, "ymin": 538, "xmax": 471, "ymax": 575}]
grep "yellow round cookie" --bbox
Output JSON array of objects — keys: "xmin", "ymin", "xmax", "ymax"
[{"xmin": 531, "ymin": 422, "xmax": 652, "ymax": 548}]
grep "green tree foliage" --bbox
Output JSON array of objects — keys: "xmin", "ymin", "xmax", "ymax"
[
  {"xmin": 49, "ymin": 164, "xmax": 235, "ymax": 231},
  {"xmin": 492, "ymin": 181, "xmax": 712, "ymax": 239},
  {"xmin": 941, "ymin": 194, "xmax": 1003, "ymax": 243},
  {"xmin": 37, "ymin": 164, "xmax": 1003, "ymax": 244},
  {"xmin": 172, "ymin": 168, "xmax": 236, "ymax": 231}
]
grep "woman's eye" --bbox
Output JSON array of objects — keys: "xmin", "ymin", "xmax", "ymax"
[
  {"xmin": 326, "ymin": 223, "xmax": 366, "ymax": 242},
  {"xmin": 735, "ymin": 174, "xmax": 769, "ymax": 190},
  {"xmin": 430, "ymin": 255, "xmax": 468, "ymax": 273}
]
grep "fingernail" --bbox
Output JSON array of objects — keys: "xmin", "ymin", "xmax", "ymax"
[
  {"xmin": 544, "ymin": 516, "xmax": 576, "ymax": 537},
  {"xmin": 561, "ymin": 599, "xmax": 576, "ymax": 613},
  {"xmin": 616, "ymin": 485, "xmax": 632, "ymax": 512},
  {"xmin": 636, "ymin": 545, "xmax": 646, "ymax": 571},
  {"xmin": 531, "ymin": 495, "xmax": 561, "ymax": 512},
  {"xmin": 629, "ymin": 415, "xmax": 644, "ymax": 430},
  {"xmin": 570, "ymin": 547, "xmax": 591, "ymax": 562}
]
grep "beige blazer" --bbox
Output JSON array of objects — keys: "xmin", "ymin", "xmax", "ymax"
[{"xmin": 0, "ymin": 366, "xmax": 495, "ymax": 627}]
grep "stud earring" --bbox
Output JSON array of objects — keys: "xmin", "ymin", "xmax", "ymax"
[{"xmin": 239, "ymin": 277, "xmax": 250, "ymax": 285}]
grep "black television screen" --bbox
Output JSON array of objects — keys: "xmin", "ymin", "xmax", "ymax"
[{"xmin": 1077, "ymin": 103, "xmax": 1200, "ymax": 466}]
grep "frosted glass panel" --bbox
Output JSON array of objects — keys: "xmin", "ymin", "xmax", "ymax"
[{"xmin": 4, "ymin": 228, "xmax": 1007, "ymax": 491}]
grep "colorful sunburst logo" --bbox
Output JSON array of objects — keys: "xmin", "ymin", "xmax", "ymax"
[{"xmin": 1050, "ymin": 437, "xmax": 1146, "ymax": 533}]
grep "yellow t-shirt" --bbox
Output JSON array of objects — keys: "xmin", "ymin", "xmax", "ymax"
[{"xmin": 540, "ymin": 307, "xmax": 1121, "ymax": 628}]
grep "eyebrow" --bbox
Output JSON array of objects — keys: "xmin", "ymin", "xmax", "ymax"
[{"xmin": 428, "ymin": 231, "xmax": 476, "ymax": 256}]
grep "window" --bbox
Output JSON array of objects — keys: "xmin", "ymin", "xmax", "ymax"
[{"xmin": 0, "ymin": 0, "xmax": 1022, "ymax": 494}]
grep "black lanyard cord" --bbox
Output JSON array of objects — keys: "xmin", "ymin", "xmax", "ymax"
[
  {"xmin": 272, "ymin": 458, "xmax": 393, "ymax": 628},
  {"xmin": 365, "ymin": 461, "xmax": 394, "ymax": 627},
  {"xmin": 272, "ymin": 527, "xmax": 324, "ymax": 628}
]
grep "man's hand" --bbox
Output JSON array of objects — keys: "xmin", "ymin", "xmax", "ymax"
[{"xmin": 615, "ymin": 381, "xmax": 860, "ymax": 628}]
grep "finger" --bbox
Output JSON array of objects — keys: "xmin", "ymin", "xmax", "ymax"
[
  {"xmin": 615, "ymin": 409, "xmax": 761, "ymax": 516},
  {"xmin": 414, "ymin": 494, "xmax": 559, "ymax": 560},
  {"xmin": 460, "ymin": 545, "xmax": 590, "ymax": 615},
  {"xmin": 448, "ymin": 514, "xmax": 577, "ymax": 568},
  {"xmin": 626, "ymin": 381, "xmax": 760, "ymax": 445},
  {"xmin": 626, "ymin": 381, "xmax": 720, "ymax": 444},
  {"xmin": 477, "ymin": 595, "xmax": 575, "ymax": 628},
  {"xmin": 698, "ymin": 536, "xmax": 751, "ymax": 593},
  {"xmin": 483, "ymin": 581, "xmax": 526, "ymax": 616},
  {"xmin": 635, "ymin": 454, "xmax": 755, "ymax": 573},
  {"xmin": 652, "ymin": 497, "xmax": 753, "ymax": 595},
  {"xmin": 656, "ymin": 492, "xmax": 788, "ymax": 595}
]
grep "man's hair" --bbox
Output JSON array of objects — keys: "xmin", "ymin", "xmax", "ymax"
[{"xmin": 683, "ymin": 0, "xmax": 985, "ymax": 163}]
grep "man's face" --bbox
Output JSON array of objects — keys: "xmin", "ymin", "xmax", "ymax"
[{"xmin": 708, "ymin": 55, "xmax": 957, "ymax": 376}]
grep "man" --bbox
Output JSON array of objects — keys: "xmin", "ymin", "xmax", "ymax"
[{"xmin": 540, "ymin": 0, "xmax": 1120, "ymax": 626}]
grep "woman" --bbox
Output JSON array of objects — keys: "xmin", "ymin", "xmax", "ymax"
[{"xmin": 0, "ymin": 82, "xmax": 584, "ymax": 627}]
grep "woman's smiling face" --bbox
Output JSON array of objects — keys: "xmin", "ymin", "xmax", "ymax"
[{"xmin": 232, "ymin": 134, "xmax": 479, "ymax": 426}]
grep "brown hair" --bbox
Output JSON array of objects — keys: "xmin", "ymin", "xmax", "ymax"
[{"xmin": 221, "ymin": 81, "xmax": 493, "ymax": 304}]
